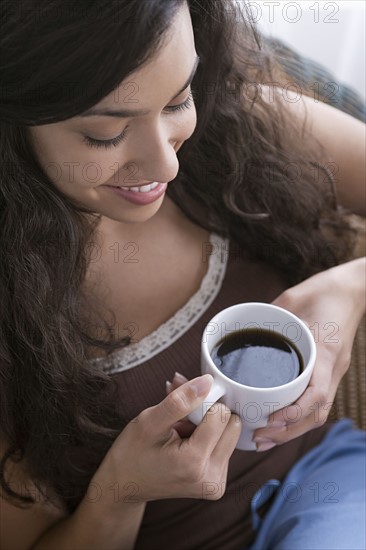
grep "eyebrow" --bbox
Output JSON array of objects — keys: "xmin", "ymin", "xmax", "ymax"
[{"xmin": 78, "ymin": 55, "xmax": 201, "ymax": 119}]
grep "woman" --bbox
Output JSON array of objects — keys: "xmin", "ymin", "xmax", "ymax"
[{"xmin": 0, "ymin": 1, "xmax": 365, "ymax": 548}]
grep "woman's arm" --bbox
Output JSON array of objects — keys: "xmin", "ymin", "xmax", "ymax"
[
  {"xmin": 300, "ymin": 94, "xmax": 365, "ymax": 216},
  {"xmin": 31, "ymin": 494, "xmax": 146, "ymax": 550},
  {"xmin": 3, "ymin": 376, "xmax": 242, "ymax": 548},
  {"xmin": 253, "ymin": 256, "xmax": 365, "ymax": 448},
  {"xmin": 261, "ymin": 84, "xmax": 366, "ymax": 217},
  {"xmin": 0, "ymin": 437, "xmax": 146, "ymax": 550},
  {"xmin": 250, "ymin": 87, "xmax": 366, "ymax": 447}
]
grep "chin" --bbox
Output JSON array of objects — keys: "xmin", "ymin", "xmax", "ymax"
[{"xmin": 100, "ymin": 199, "xmax": 165, "ymax": 226}]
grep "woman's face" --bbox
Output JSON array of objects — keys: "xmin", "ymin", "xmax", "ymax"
[{"xmin": 28, "ymin": 3, "xmax": 198, "ymax": 226}]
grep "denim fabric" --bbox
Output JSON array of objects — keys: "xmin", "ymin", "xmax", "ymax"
[{"xmin": 248, "ymin": 419, "xmax": 366, "ymax": 550}]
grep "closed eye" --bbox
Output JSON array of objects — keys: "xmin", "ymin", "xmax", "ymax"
[{"xmin": 83, "ymin": 91, "xmax": 194, "ymax": 149}]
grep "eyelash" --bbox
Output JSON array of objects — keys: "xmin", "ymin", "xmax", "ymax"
[{"xmin": 83, "ymin": 91, "xmax": 194, "ymax": 150}]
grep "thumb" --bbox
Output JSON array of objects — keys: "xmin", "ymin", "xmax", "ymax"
[{"xmin": 150, "ymin": 374, "xmax": 214, "ymax": 438}]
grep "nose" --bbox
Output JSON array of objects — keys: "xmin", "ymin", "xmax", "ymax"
[{"xmin": 124, "ymin": 121, "xmax": 180, "ymax": 184}]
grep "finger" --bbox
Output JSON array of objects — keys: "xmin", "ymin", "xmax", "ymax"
[
  {"xmin": 171, "ymin": 419, "xmax": 197, "ymax": 438},
  {"xmin": 253, "ymin": 384, "xmax": 332, "ymax": 446},
  {"xmin": 149, "ymin": 374, "xmax": 214, "ymax": 438},
  {"xmin": 280, "ymin": 376, "xmax": 336, "ymax": 435},
  {"xmin": 166, "ymin": 373, "xmax": 189, "ymax": 395},
  {"xmin": 172, "ymin": 372, "xmax": 189, "ymax": 385},
  {"xmin": 254, "ymin": 350, "xmax": 335, "ymax": 442},
  {"xmin": 187, "ymin": 403, "xmax": 240, "ymax": 458},
  {"xmin": 211, "ymin": 413, "xmax": 242, "ymax": 463}
]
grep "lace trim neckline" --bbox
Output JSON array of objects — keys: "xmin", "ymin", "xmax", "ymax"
[{"xmin": 88, "ymin": 232, "xmax": 229, "ymax": 374}]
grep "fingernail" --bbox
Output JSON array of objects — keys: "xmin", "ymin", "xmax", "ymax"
[
  {"xmin": 256, "ymin": 441, "xmax": 276, "ymax": 452},
  {"xmin": 165, "ymin": 381, "xmax": 173, "ymax": 393},
  {"xmin": 266, "ymin": 421, "xmax": 287, "ymax": 428},
  {"xmin": 173, "ymin": 371, "xmax": 189, "ymax": 384},
  {"xmin": 189, "ymin": 374, "xmax": 213, "ymax": 397}
]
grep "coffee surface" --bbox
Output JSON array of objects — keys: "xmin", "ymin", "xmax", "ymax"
[{"xmin": 211, "ymin": 328, "xmax": 303, "ymax": 388}]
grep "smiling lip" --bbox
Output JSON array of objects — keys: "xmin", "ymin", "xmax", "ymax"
[
  {"xmin": 103, "ymin": 182, "xmax": 168, "ymax": 205},
  {"xmin": 108, "ymin": 181, "xmax": 156, "ymax": 188}
]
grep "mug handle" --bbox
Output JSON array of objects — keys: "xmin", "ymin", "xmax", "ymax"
[{"xmin": 187, "ymin": 379, "xmax": 226, "ymax": 425}]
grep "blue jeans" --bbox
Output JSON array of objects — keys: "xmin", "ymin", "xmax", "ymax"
[{"xmin": 248, "ymin": 419, "xmax": 366, "ymax": 550}]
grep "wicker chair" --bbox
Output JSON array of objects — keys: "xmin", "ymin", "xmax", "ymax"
[{"xmin": 266, "ymin": 37, "xmax": 366, "ymax": 430}]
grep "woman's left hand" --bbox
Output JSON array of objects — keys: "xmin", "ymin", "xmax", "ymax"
[
  {"xmin": 166, "ymin": 258, "xmax": 365, "ymax": 450},
  {"xmin": 252, "ymin": 256, "xmax": 365, "ymax": 450}
]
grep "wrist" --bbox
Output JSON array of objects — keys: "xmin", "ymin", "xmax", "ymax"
[
  {"xmin": 77, "ymin": 477, "xmax": 146, "ymax": 520},
  {"xmin": 73, "ymin": 487, "xmax": 146, "ymax": 550},
  {"xmin": 85, "ymin": 458, "xmax": 147, "ymax": 521}
]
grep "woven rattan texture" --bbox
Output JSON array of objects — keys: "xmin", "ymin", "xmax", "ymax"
[
  {"xmin": 266, "ymin": 36, "xmax": 366, "ymax": 123},
  {"xmin": 334, "ymin": 216, "xmax": 366, "ymax": 429}
]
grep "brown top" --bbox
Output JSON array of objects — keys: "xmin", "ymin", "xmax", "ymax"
[{"xmin": 91, "ymin": 233, "xmax": 331, "ymax": 550}]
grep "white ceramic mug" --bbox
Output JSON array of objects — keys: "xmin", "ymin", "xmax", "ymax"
[{"xmin": 187, "ymin": 302, "xmax": 316, "ymax": 451}]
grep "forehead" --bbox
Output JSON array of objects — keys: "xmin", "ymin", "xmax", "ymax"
[{"xmin": 88, "ymin": 2, "xmax": 196, "ymax": 112}]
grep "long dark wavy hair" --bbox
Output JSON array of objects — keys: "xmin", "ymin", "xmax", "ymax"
[{"xmin": 0, "ymin": 0, "xmax": 354, "ymax": 514}]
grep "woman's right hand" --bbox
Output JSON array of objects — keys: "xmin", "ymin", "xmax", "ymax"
[{"xmin": 93, "ymin": 374, "xmax": 242, "ymax": 504}]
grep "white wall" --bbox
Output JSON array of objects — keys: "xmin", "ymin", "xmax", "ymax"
[{"xmin": 238, "ymin": 0, "xmax": 366, "ymax": 100}]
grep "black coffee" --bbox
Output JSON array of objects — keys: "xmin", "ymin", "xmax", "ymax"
[{"xmin": 211, "ymin": 328, "xmax": 304, "ymax": 388}]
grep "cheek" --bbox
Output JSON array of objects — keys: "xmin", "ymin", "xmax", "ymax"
[
  {"xmin": 41, "ymin": 143, "xmax": 118, "ymax": 191},
  {"xmin": 28, "ymin": 127, "xmax": 116, "ymax": 190},
  {"xmin": 57, "ymin": 162, "xmax": 117, "ymax": 191}
]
